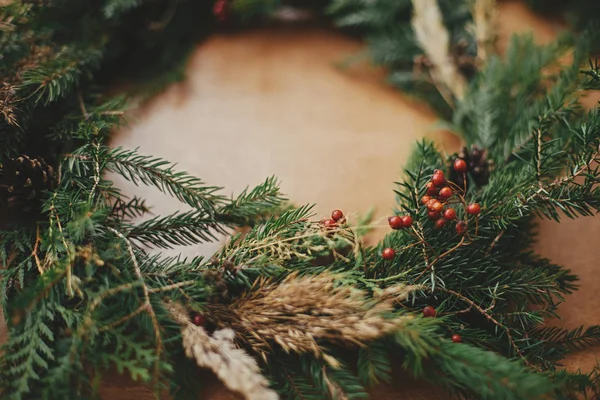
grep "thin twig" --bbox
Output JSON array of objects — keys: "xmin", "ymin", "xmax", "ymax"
[
  {"xmin": 98, "ymin": 304, "xmax": 147, "ymax": 332},
  {"xmin": 89, "ymin": 140, "xmax": 100, "ymax": 204},
  {"xmin": 486, "ymin": 230, "xmax": 505, "ymax": 255},
  {"xmin": 77, "ymin": 89, "xmax": 89, "ymax": 120},
  {"xmin": 441, "ymin": 287, "xmax": 533, "ymax": 367},
  {"xmin": 32, "ymin": 224, "xmax": 44, "ymax": 275},
  {"xmin": 147, "ymin": 280, "xmax": 195, "ymax": 293},
  {"xmin": 107, "ymin": 227, "xmax": 164, "ymax": 384}
]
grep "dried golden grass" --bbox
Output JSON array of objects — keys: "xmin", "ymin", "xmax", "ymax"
[
  {"xmin": 209, "ymin": 272, "xmax": 418, "ymax": 366},
  {"xmin": 168, "ymin": 302, "xmax": 278, "ymax": 400},
  {"xmin": 411, "ymin": 0, "xmax": 467, "ymax": 103},
  {"xmin": 473, "ymin": 0, "xmax": 497, "ymax": 65}
]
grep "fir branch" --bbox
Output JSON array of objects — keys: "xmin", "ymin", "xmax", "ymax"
[
  {"xmin": 357, "ymin": 340, "xmax": 391, "ymax": 386},
  {"xmin": 126, "ymin": 210, "xmax": 225, "ymax": 249},
  {"xmin": 106, "ymin": 147, "xmax": 225, "ymax": 213},
  {"xmin": 111, "ymin": 196, "xmax": 151, "ymax": 220},
  {"xmin": 218, "ymin": 176, "xmax": 285, "ymax": 225},
  {"xmin": 106, "ymin": 227, "xmax": 163, "ymax": 384},
  {"xmin": 532, "ymin": 325, "xmax": 600, "ymax": 353},
  {"xmin": 19, "ymin": 46, "xmax": 103, "ymax": 105}
]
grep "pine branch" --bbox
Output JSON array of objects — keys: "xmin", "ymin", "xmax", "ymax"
[
  {"xmin": 126, "ymin": 210, "xmax": 226, "ymax": 249},
  {"xmin": 218, "ymin": 176, "xmax": 285, "ymax": 225},
  {"xmin": 105, "ymin": 147, "xmax": 225, "ymax": 213},
  {"xmin": 357, "ymin": 340, "xmax": 392, "ymax": 386},
  {"xmin": 20, "ymin": 46, "xmax": 103, "ymax": 105}
]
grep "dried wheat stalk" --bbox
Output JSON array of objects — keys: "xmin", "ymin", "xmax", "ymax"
[
  {"xmin": 411, "ymin": 0, "xmax": 467, "ymax": 103},
  {"xmin": 168, "ymin": 302, "xmax": 278, "ymax": 400},
  {"xmin": 209, "ymin": 272, "xmax": 417, "ymax": 365},
  {"xmin": 473, "ymin": 0, "xmax": 497, "ymax": 65}
]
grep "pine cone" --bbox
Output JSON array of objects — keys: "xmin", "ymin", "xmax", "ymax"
[
  {"xmin": 0, "ymin": 155, "xmax": 55, "ymax": 212},
  {"xmin": 449, "ymin": 145, "xmax": 492, "ymax": 189}
]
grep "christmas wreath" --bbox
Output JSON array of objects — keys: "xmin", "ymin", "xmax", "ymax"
[{"xmin": 1, "ymin": 1, "xmax": 600, "ymax": 399}]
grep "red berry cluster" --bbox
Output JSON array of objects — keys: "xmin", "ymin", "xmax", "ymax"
[
  {"xmin": 321, "ymin": 209, "xmax": 346, "ymax": 229},
  {"xmin": 388, "ymin": 215, "xmax": 413, "ymax": 230},
  {"xmin": 421, "ymin": 167, "xmax": 481, "ymax": 234}
]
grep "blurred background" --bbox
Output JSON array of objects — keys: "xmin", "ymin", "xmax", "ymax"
[{"xmin": 101, "ymin": 1, "xmax": 600, "ymax": 398}]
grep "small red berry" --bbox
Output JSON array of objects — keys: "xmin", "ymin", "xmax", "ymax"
[
  {"xmin": 323, "ymin": 219, "xmax": 337, "ymax": 228},
  {"xmin": 466, "ymin": 203, "xmax": 481, "ymax": 215},
  {"xmin": 426, "ymin": 198, "xmax": 437, "ymax": 210},
  {"xmin": 430, "ymin": 200, "xmax": 443, "ymax": 213},
  {"xmin": 423, "ymin": 306, "xmax": 436, "ymax": 318},
  {"xmin": 454, "ymin": 158, "xmax": 468, "ymax": 173},
  {"xmin": 331, "ymin": 209, "xmax": 344, "ymax": 222},
  {"xmin": 192, "ymin": 314, "xmax": 205, "ymax": 326},
  {"xmin": 426, "ymin": 182, "xmax": 438, "ymax": 196},
  {"xmin": 421, "ymin": 195, "xmax": 432, "ymax": 205},
  {"xmin": 431, "ymin": 172, "xmax": 446, "ymax": 187},
  {"xmin": 212, "ymin": 0, "xmax": 229, "ymax": 21},
  {"xmin": 428, "ymin": 210, "xmax": 441, "ymax": 220},
  {"xmin": 443, "ymin": 208, "xmax": 457, "ymax": 220},
  {"xmin": 382, "ymin": 247, "xmax": 396, "ymax": 260},
  {"xmin": 401, "ymin": 215, "xmax": 413, "ymax": 228},
  {"xmin": 434, "ymin": 219, "xmax": 446, "ymax": 229},
  {"xmin": 456, "ymin": 221, "xmax": 467, "ymax": 235},
  {"xmin": 451, "ymin": 334, "xmax": 462, "ymax": 343},
  {"xmin": 438, "ymin": 186, "xmax": 452, "ymax": 200},
  {"xmin": 388, "ymin": 216, "xmax": 404, "ymax": 230}
]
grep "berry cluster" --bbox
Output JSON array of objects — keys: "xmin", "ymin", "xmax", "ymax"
[
  {"xmin": 321, "ymin": 209, "xmax": 346, "ymax": 229},
  {"xmin": 382, "ymin": 214, "xmax": 413, "ymax": 260},
  {"xmin": 421, "ymin": 166, "xmax": 480, "ymax": 234}
]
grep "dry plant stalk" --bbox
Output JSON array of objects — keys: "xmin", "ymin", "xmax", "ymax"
[
  {"xmin": 411, "ymin": 0, "xmax": 467, "ymax": 103},
  {"xmin": 473, "ymin": 0, "xmax": 497, "ymax": 65},
  {"xmin": 209, "ymin": 272, "xmax": 417, "ymax": 366},
  {"xmin": 168, "ymin": 302, "xmax": 278, "ymax": 400}
]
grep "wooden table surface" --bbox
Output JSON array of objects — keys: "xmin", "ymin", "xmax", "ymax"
[{"xmin": 9, "ymin": 1, "xmax": 600, "ymax": 399}]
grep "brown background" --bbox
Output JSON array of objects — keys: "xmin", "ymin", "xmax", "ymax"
[{"xmin": 6, "ymin": 1, "xmax": 599, "ymax": 399}]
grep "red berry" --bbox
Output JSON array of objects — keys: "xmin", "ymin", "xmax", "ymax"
[
  {"xmin": 401, "ymin": 215, "xmax": 413, "ymax": 228},
  {"xmin": 426, "ymin": 182, "xmax": 438, "ymax": 196},
  {"xmin": 421, "ymin": 195, "xmax": 432, "ymax": 205},
  {"xmin": 433, "ymin": 169, "xmax": 444, "ymax": 176},
  {"xmin": 456, "ymin": 221, "xmax": 467, "ymax": 235},
  {"xmin": 192, "ymin": 314, "xmax": 205, "ymax": 326},
  {"xmin": 454, "ymin": 158, "xmax": 468, "ymax": 173},
  {"xmin": 432, "ymin": 172, "xmax": 446, "ymax": 187},
  {"xmin": 382, "ymin": 247, "xmax": 396, "ymax": 260},
  {"xmin": 430, "ymin": 200, "xmax": 443, "ymax": 213},
  {"xmin": 428, "ymin": 210, "xmax": 441, "ymax": 220},
  {"xmin": 388, "ymin": 216, "xmax": 404, "ymax": 230},
  {"xmin": 451, "ymin": 334, "xmax": 462, "ymax": 343},
  {"xmin": 423, "ymin": 306, "xmax": 436, "ymax": 318},
  {"xmin": 434, "ymin": 219, "xmax": 446, "ymax": 229},
  {"xmin": 331, "ymin": 209, "xmax": 344, "ymax": 222},
  {"xmin": 323, "ymin": 219, "xmax": 337, "ymax": 228},
  {"xmin": 438, "ymin": 186, "xmax": 453, "ymax": 200},
  {"xmin": 212, "ymin": 0, "xmax": 229, "ymax": 21},
  {"xmin": 443, "ymin": 208, "xmax": 457, "ymax": 220},
  {"xmin": 466, "ymin": 203, "xmax": 481, "ymax": 215}
]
